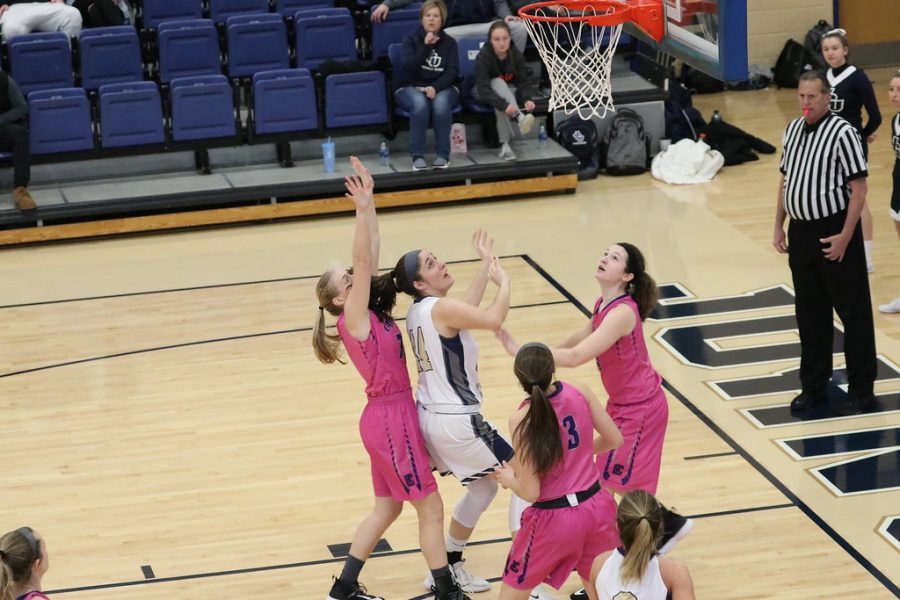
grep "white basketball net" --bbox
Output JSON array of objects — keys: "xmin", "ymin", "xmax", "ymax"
[{"xmin": 521, "ymin": 5, "xmax": 625, "ymax": 120}]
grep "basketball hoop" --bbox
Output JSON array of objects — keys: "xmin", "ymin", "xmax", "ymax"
[{"xmin": 519, "ymin": 0, "xmax": 665, "ymax": 119}]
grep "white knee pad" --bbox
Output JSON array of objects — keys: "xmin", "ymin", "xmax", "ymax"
[
  {"xmin": 452, "ymin": 476, "xmax": 498, "ymax": 529},
  {"xmin": 507, "ymin": 493, "xmax": 532, "ymax": 534}
]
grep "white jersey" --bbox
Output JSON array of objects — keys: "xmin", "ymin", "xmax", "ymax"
[
  {"xmin": 405, "ymin": 296, "xmax": 483, "ymax": 414},
  {"xmin": 595, "ymin": 549, "xmax": 669, "ymax": 600}
]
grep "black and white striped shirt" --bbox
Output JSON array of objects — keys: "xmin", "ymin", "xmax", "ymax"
[{"xmin": 780, "ymin": 112, "xmax": 868, "ymax": 221}]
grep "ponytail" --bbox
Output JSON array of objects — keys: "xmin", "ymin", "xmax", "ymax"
[
  {"xmin": 370, "ymin": 271, "xmax": 399, "ymax": 323},
  {"xmin": 616, "ymin": 491, "xmax": 663, "ymax": 583},
  {"xmin": 312, "ymin": 271, "xmax": 345, "ymax": 364},
  {"xmin": 512, "ymin": 343, "xmax": 562, "ymax": 477},
  {"xmin": 618, "ymin": 242, "xmax": 657, "ymax": 321},
  {"xmin": 0, "ymin": 556, "xmax": 13, "ymax": 600}
]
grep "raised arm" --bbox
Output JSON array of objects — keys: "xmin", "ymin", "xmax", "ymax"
[
  {"xmin": 433, "ymin": 258, "xmax": 510, "ymax": 333},
  {"xmin": 461, "ymin": 229, "xmax": 495, "ymax": 306},
  {"xmin": 568, "ymin": 380, "xmax": 623, "ymax": 454},
  {"xmin": 494, "ymin": 317, "xmax": 592, "ymax": 358},
  {"xmin": 551, "ymin": 304, "xmax": 634, "ymax": 368},
  {"xmin": 342, "ymin": 157, "xmax": 378, "ymax": 341}
]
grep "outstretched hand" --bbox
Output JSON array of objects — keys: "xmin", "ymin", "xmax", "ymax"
[
  {"xmin": 344, "ymin": 158, "xmax": 373, "ymax": 210},
  {"xmin": 494, "ymin": 327, "xmax": 520, "ymax": 357},
  {"xmin": 488, "ymin": 256, "xmax": 508, "ymax": 286},
  {"xmin": 472, "ymin": 229, "xmax": 494, "ymax": 262}
]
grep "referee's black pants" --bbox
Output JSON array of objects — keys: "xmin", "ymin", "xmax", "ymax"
[{"xmin": 788, "ymin": 210, "xmax": 877, "ymax": 400}]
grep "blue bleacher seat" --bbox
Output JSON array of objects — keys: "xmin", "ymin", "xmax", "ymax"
[
  {"xmin": 226, "ymin": 13, "xmax": 289, "ymax": 79},
  {"xmin": 141, "ymin": 0, "xmax": 203, "ymax": 30},
  {"xmin": 324, "ymin": 71, "xmax": 387, "ymax": 129},
  {"xmin": 371, "ymin": 6, "xmax": 420, "ymax": 58},
  {"xmin": 8, "ymin": 32, "xmax": 73, "ymax": 96},
  {"xmin": 98, "ymin": 82, "xmax": 165, "ymax": 148},
  {"xmin": 293, "ymin": 8, "xmax": 356, "ymax": 70},
  {"xmin": 209, "ymin": 0, "xmax": 270, "ymax": 24},
  {"xmin": 456, "ymin": 37, "xmax": 494, "ymax": 114},
  {"xmin": 170, "ymin": 75, "xmax": 238, "ymax": 142},
  {"xmin": 79, "ymin": 26, "xmax": 143, "ymax": 91},
  {"xmin": 274, "ymin": 0, "xmax": 333, "ymax": 18},
  {"xmin": 28, "ymin": 88, "xmax": 94, "ymax": 155},
  {"xmin": 158, "ymin": 19, "xmax": 221, "ymax": 83},
  {"xmin": 252, "ymin": 68, "xmax": 318, "ymax": 135}
]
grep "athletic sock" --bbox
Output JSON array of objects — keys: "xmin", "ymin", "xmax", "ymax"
[
  {"xmin": 430, "ymin": 565, "xmax": 453, "ymax": 593},
  {"xmin": 338, "ymin": 554, "xmax": 365, "ymax": 587},
  {"xmin": 864, "ymin": 240, "xmax": 873, "ymax": 267}
]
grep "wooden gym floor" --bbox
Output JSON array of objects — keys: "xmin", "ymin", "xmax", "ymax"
[{"xmin": 1, "ymin": 68, "xmax": 898, "ymax": 598}]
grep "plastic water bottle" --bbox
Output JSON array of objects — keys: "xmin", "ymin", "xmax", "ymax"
[
  {"xmin": 712, "ymin": 110, "xmax": 722, "ymax": 122},
  {"xmin": 538, "ymin": 123, "xmax": 548, "ymax": 148},
  {"xmin": 379, "ymin": 141, "xmax": 390, "ymax": 166},
  {"xmin": 322, "ymin": 136, "xmax": 335, "ymax": 173}
]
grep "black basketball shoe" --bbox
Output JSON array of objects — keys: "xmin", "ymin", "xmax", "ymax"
[
  {"xmin": 327, "ymin": 577, "xmax": 384, "ymax": 600},
  {"xmin": 658, "ymin": 506, "xmax": 694, "ymax": 554}
]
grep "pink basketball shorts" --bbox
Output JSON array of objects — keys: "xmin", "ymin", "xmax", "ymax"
[
  {"xmin": 360, "ymin": 390, "xmax": 437, "ymax": 501},
  {"xmin": 502, "ymin": 488, "xmax": 619, "ymax": 590}
]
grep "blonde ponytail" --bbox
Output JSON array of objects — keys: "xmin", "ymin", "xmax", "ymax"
[
  {"xmin": 617, "ymin": 490, "xmax": 663, "ymax": 583},
  {"xmin": 312, "ymin": 270, "xmax": 345, "ymax": 364}
]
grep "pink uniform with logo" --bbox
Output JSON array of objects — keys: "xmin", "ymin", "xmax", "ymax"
[
  {"xmin": 338, "ymin": 310, "xmax": 437, "ymax": 500},
  {"xmin": 592, "ymin": 294, "xmax": 668, "ymax": 495},
  {"xmin": 502, "ymin": 382, "xmax": 619, "ymax": 591}
]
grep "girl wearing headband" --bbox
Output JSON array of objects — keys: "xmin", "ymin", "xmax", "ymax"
[
  {"xmin": 392, "ymin": 234, "xmax": 512, "ymax": 593},
  {"xmin": 821, "ymin": 28, "xmax": 882, "ymax": 272},
  {"xmin": 591, "ymin": 490, "xmax": 695, "ymax": 599},
  {"xmin": 496, "ymin": 244, "xmax": 692, "ymax": 599},
  {"xmin": 494, "ymin": 343, "xmax": 623, "ymax": 600},
  {"xmin": 0, "ymin": 527, "xmax": 50, "ymax": 600},
  {"xmin": 313, "ymin": 157, "xmax": 467, "ymax": 600}
]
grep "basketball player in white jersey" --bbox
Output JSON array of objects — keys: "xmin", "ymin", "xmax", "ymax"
[{"xmin": 392, "ymin": 232, "xmax": 513, "ymax": 593}]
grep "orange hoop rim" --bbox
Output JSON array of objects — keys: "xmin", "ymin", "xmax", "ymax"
[
  {"xmin": 517, "ymin": 0, "xmax": 633, "ymax": 25},
  {"xmin": 517, "ymin": 0, "xmax": 665, "ymax": 41}
]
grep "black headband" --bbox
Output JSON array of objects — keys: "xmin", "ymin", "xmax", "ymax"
[
  {"xmin": 15, "ymin": 527, "xmax": 39, "ymax": 560},
  {"xmin": 402, "ymin": 250, "xmax": 421, "ymax": 287}
]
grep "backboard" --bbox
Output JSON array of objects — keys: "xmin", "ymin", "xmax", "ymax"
[{"xmin": 628, "ymin": 0, "xmax": 748, "ymax": 81}]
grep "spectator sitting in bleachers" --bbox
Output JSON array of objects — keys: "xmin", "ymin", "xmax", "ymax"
[
  {"xmin": 473, "ymin": 20, "xmax": 536, "ymax": 161},
  {"xmin": 395, "ymin": 0, "xmax": 459, "ymax": 171},
  {"xmin": 0, "ymin": 71, "xmax": 35, "ymax": 211},
  {"xmin": 0, "ymin": 0, "xmax": 82, "ymax": 42},
  {"xmin": 0, "ymin": 527, "xmax": 51, "ymax": 600},
  {"xmin": 372, "ymin": 0, "xmax": 528, "ymax": 53},
  {"xmin": 71, "ymin": 0, "xmax": 131, "ymax": 28}
]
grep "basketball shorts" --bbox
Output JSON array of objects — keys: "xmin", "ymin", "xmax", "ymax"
[
  {"xmin": 360, "ymin": 391, "xmax": 438, "ymax": 501},
  {"xmin": 502, "ymin": 488, "xmax": 619, "ymax": 590},
  {"xmin": 417, "ymin": 404, "xmax": 514, "ymax": 485},
  {"xmin": 597, "ymin": 387, "xmax": 669, "ymax": 495}
]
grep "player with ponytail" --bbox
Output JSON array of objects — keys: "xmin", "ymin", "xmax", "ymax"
[
  {"xmin": 591, "ymin": 490, "xmax": 695, "ymax": 599},
  {"xmin": 494, "ymin": 343, "xmax": 622, "ymax": 599},
  {"xmin": 313, "ymin": 157, "xmax": 467, "ymax": 600},
  {"xmin": 0, "ymin": 527, "xmax": 50, "ymax": 600}
]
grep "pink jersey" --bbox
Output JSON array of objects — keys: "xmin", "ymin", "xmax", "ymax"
[
  {"xmin": 591, "ymin": 295, "xmax": 662, "ymax": 406},
  {"xmin": 337, "ymin": 310, "xmax": 411, "ymax": 398},
  {"xmin": 520, "ymin": 381, "xmax": 599, "ymax": 502}
]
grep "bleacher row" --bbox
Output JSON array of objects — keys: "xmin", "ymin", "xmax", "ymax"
[{"xmin": 6, "ymin": 0, "xmax": 499, "ymax": 171}]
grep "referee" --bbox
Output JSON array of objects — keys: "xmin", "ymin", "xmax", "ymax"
[{"xmin": 773, "ymin": 69, "xmax": 875, "ymax": 417}]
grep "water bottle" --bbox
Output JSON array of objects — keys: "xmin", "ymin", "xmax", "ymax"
[
  {"xmin": 712, "ymin": 110, "xmax": 722, "ymax": 122},
  {"xmin": 379, "ymin": 141, "xmax": 390, "ymax": 166},
  {"xmin": 538, "ymin": 123, "xmax": 548, "ymax": 148},
  {"xmin": 322, "ymin": 136, "xmax": 335, "ymax": 173}
]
